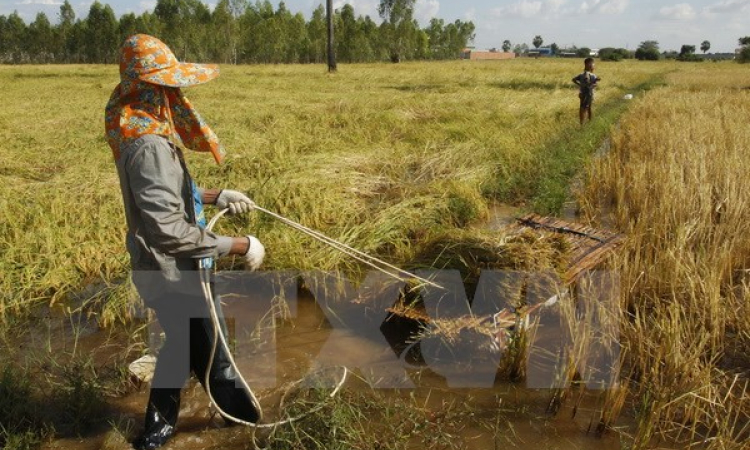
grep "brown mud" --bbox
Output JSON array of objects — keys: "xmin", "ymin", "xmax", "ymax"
[
  {"xmin": 20, "ymin": 277, "xmax": 633, "ymax": 450},
  {"xmin": 14, "ymin": 154, "xmax": 637, "ymax": 449}
]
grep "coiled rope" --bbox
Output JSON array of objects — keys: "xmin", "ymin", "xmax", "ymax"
[
  {"xmin": 199, "ymin": 206, "xmax": 441, "ymax": 447},
  {"xmin": 161, "ymin": 100, "xmax": 431, "ymax": 443}
]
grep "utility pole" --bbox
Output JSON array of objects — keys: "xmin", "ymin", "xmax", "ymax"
[{"xmin": 326, "ymin": 0, "xmax": 337, "ymax": 72}]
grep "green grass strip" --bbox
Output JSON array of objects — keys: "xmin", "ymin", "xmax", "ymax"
[{"xmin": 508, "ymin": 75, "xmax": 669, "ymax": 215}]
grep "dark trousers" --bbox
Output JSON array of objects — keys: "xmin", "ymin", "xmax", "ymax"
[
  {"xmin": 149, "ymin": 289, "xmax": 235, "ymax": 390},
  {"xmin": 145, "ymin": 287, "xmax": 259, "ymax": 425}
]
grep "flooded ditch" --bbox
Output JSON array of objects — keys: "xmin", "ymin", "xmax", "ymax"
[
  {"xmin": 3, "ymin": 266, "xmax": 636, "ymax": 450},
  {"xmin": 4, "ymin": 138, "xmax": 638, "ymax": 449}
]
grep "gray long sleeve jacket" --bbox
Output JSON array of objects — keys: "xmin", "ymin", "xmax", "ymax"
[{"xmin": 116, "ymin": 134, "xmax": 232, "ymax": 302}]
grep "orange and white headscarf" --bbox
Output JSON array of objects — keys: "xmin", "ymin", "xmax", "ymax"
[{"xmin": 105, "ymin": 34, "xmax": 225, "ymax": 163}]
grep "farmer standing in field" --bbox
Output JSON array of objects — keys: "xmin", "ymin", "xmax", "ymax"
[
  {"xmin": 105, "ymin": 34, "xmax": 264, "ymax": 450},
  {"xmin": 572, "ymin": 57, "xmax": 600, "ymax": 125}
]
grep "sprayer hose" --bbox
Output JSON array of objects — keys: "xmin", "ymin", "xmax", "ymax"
[
  {"xmin": 200, "ymin": 203, "xmax": 444, "ymax": 434},
  {"xmin": 200, "ymin": 208, "xmax": 348, "ymax": 433}
]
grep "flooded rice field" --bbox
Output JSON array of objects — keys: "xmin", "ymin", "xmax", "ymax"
[{"xmin": 1, "ymin": 268, "xmax": 641, "ymax": 450}]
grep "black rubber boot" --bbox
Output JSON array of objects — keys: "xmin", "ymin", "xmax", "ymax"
[
  {"xmin": 132, "ymin": 388, "xmax": 181, "ymax": 450},
  {"xmin": 209, "ymin": 378, "xmax": 261, "ymax": 425},
  {"xmin": 190, "ymin": 317, "xmax": 261, "ymax": 424}
]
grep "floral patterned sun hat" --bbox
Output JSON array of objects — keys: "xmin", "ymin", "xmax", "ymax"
[
  {"xmin": 120, "ymin": 34, "xmax": 219, "ymax": 87},
  {"xmin": 105, "ymin": 34, "xmax": 225, "ymax": 163}
]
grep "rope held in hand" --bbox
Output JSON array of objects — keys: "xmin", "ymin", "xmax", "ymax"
[{"xmin": 199, "ymin": 208, "xmax": 348, "ymax": 449}]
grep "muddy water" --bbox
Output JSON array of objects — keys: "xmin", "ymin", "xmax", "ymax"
[
  {"xmin": 482, "ymin": 202, "xmax": 521, "ymax": 231},
  {"xmin": 25, "ymin": 270, "xmax": 634, "ymax": 450},
  {"xmin": 32, "ymin": 194, "xmax": 632, "ymax": 449},
  {"xmin": 0, "ymin": 299, "xmax": 135, "ymax": 377}
]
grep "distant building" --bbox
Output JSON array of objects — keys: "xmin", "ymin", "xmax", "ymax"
[
  {"xmin": 527, "ymin": 47, "xmax": 553, "ymax": 57},
  {"xmin": 461, "ymin": 48, "xmax": 516, "ymax": 60},
  {"xmin": 703, "ymin": 52, "xmax": 737, "ymax": 60}
]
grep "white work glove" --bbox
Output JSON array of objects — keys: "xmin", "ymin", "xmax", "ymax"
[
  {"xmin": 216, "ymin": 190, "xmax": 255, "ymax": 215},
  {"xmin": 244, "ymin": 236, "xmax": 265, "ymax": 271}
]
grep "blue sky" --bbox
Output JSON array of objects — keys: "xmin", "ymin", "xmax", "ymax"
[{"xmin": 1, "ymin": 0, "xmax": 747, "ymax": 52}]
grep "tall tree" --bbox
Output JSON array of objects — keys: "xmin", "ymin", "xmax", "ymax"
[
  {"xmin": 134, "ymin": 11, "xmax": 162, "ymax": 37},
  {"xmin": 2, "ymin": 11, "xmax": 27, "ymax": 63},
  {"xmin": 513, "ymin": 43, "xmax": 528, "ymax": 55},
  {"xmin": 351, "ymin": 15, "xmax": 376, "ymax": 62},
  {"xmin": 154, "ymin": 0, "xmax": 182, "ymax": 45},
  {"xmin": 306, "ymin": 4, "xmax": 326, "ymax": 63},
  {"xmin": 678, "ymin": 44, "xmax": 698, "ymax": 61},
  {"xmin": 67, "ymin": 19, "xmax": 87, "ymax": 62},
  {"xmin": 532, "ymin": 35, "xmax": 543, "ymax": 48},
  {"xmin": 85, "ymin": 1, "xmax": 119, "ymax": 63},
  {"xmin": 59, "ymin": 0, "xmax": 75, "ymax": 26},
  {"xmin": 738, "ymin": 36, "xmax": 750, "ymax": 63},
  {"xmin": 154, "ymin": 0, "xmax": 211, "ymax": 60},
  {"xmin": 229, "ymin": 0, "xmax": 247, "ymax": 18},
  {"xmin": 28, "ymin": 12, "xmax": 54, "ymax": 63},
  {"xmin": 212, "ymin": 0, "xmax": 238, "ymax": 63},
  {"xmin": 502, "ymin": 39, "xmax": 511, "ymax": 52},
  {"xmin": 273, "ymin": 2, "xmax": 296, "ymax": 63},
  {"xmin": 413, "ymin": 28, "xmax": 429, "ymax": 59},
  {"xmin": 118, "ymin": 13, "xmax": 139, "ymax": 43},
  {"xmin": 337, "ymin": 3, "xmax": 357, "ymax": 63},
  {"xmin": 223, "ymin": 0, "xmax": 246, "ymax": 62},
  {"xmin": 358, "ymin": 15, "xmax": 382, "ymax": 61},
  {"xmin": 441, "ymin": 20, "xmax": 474, "ymax": 59},
  {"xmin": 58, "ymin": 0, "xmax": 76, "ymax": 62},
  {"xmin": 286, "ymin": 11, "xmax": 308, "ymax": 63},
  {"xmin": 0, "ymin": 16, "xmax": 7, "ymax": 61},
  {"xmin": 679, "ymin": 44, "xmax": 695, "ymax": 56},
  {"xmin": 635, "ymin": 40, "xmax": 660, "ymax": 60},
  {"xmin": 378, "ymin": 0, "xmax": 417, "ymax": 63},
  {"xmin": 425, "ymin": 18, "xmax": 443, "ymax": 59},
  {"xmin": 700, "ymin": 40, "xmax": 710, "ymax": 53},
  {"xmin": 238, "ymin": 1, "xmax": 275, "ymax": 63},
  {"xmin": 0, "ymin": 0, "xmax": 480, "ymax": 64}
]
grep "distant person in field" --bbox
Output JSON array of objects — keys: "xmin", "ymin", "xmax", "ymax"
[
  {"xmin": 572, "ymin": 57, "xmax": 600, "ymax": 125},
  {"xmin": 105, "ymin": 34, "xmax": 264, "ymax": 450}
]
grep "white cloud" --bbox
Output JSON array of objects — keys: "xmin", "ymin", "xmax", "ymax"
[
  {"xmin": 491, "ymin": 0, "xmax": 543, "ymax": 19},
  {"xmin": 464, "ymin": 7, "xmax": 476, "ymax": 21},
  {"xmin": 139, "ymin": 0, "xmax": 156, "ymax": 12},
  {"xmin": 705, "ymin": 0, "xmax": 750, "ymax": 13},
  {"xmin": 657, "ymin": 3, "xmax": 696, "ymax": 20},
  {"xmin": 725, "ymin": 17, "xmax": 746, "ymax": 33},
  {"xmin": 415, "ymin": 0, "xmax": 440, "ymax": 24},
  {"xmin": 579, "ymin": 0, "xmax": 628, "ymax": 15},
  {"xmin": 547, "ymin": 0, "xmax": 567, "ymax": 12},
  {"xmin": 490, "ymin": 0, "xmax": 571, "ymax": 19},
  {"xmin": 16, "ymin": 0, "xmax": 62, "ymax": 5}
]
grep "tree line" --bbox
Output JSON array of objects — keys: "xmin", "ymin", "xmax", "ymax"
[
  {"xmin": 0, "ymin": 0, "xmax": 476, "ymax": 64},
  {"xmin": 501, "ymin": 34, "xmax": 746, "ymax": 63},
  {"xmin": 633, "ymin": 39, "xmax": 750, "ymax": 62}
]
